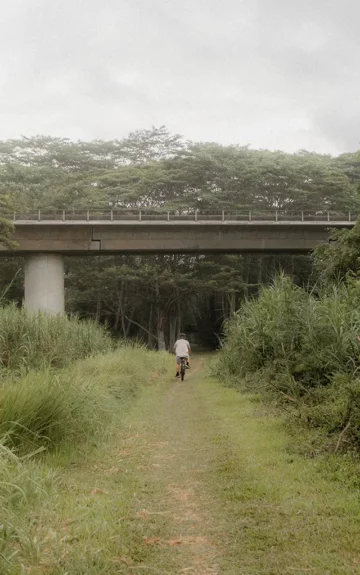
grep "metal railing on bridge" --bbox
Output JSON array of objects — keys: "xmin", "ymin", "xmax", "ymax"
[{"xmin": 7, "ymin": 209, "xmax": 359, "ymax": 223}]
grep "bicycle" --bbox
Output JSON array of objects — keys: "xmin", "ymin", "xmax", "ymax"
[{"xmin": 179, "ymin": 356, "xmax": 187, "ymax": 381}]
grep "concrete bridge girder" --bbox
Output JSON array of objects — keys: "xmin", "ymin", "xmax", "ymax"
[
  {"xmin": 1, "ymin": 221, "xmax": 349, "ymax": 255},
  {"xmin": 0, "ymin": 220, "xmax": 352, "ymax": 314}
]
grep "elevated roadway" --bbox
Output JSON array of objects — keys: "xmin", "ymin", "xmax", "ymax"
[
  {"xmin": 1, "ymin": 210, "xmax": 356, "ymax": 314},
  {"xmin": 1, "ymin": 210, "xmax": 356, "ymax": 254}
]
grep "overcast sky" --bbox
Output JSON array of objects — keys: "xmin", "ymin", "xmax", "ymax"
[{"xmin": 0, "ymin": 0, "xmax": 359, "ymax": 154}]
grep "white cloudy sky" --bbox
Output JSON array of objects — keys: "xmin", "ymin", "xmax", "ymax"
[{"xmin": 0, "ymin": 0, "xmax": 359, "ymax": 154}]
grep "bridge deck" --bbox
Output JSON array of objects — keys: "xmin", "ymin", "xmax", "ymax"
[{"xmin": 0, "ymin": 216, "xmax": 353, "ymax": 255}]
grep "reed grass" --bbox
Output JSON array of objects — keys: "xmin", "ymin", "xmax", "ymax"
[
  {"xmin": 0, "ymin": 304, "xmax": 114, "ymax": 373},
  {"xmin": 216, "ymin": 273, "xmax": 360, "ymax": 451}
]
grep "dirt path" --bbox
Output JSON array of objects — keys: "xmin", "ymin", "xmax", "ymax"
[
  {"xmin": 32, "ymin": 357, "xmax": 360, "ymax": 574},
  {"xmin": 126, "ymin": 358, "xmax": 223, "ymax": 574}
]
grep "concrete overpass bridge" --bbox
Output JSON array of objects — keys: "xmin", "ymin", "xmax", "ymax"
[{"xmin": 0, "ymin": 209, "xmax": 357, "ymax": 314}]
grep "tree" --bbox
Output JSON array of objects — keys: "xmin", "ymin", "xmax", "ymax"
[
  {"xmin": 0, "ymin": 195, "xmax": 16, "ymax": 249},
  {"xmin": 313, "ymin": 220, "xmax": 360, "ymax": 284}
]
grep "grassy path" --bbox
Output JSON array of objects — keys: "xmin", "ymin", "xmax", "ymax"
[{"xmin": 28, "ymin": 358, "xmax": 360, "ymax": 574}]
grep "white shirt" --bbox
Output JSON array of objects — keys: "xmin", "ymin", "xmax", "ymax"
[{"xmin": 174, "ymin": 339, "xmax": 190, "ymax": 357}]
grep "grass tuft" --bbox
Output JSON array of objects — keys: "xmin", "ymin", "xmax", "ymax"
[{"xmin": 0, "ymin": 346, "xmax": 171, "ymax": 454}]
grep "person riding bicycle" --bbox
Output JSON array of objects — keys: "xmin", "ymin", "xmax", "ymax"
[{"xmin": 174, "ymin": 333, "xmax": 191, "ymax": 378}]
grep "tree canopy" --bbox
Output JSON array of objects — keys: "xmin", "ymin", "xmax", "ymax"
[{"xmin": 0, "ymin": 127, "xmax": 359, "ymax": 347}]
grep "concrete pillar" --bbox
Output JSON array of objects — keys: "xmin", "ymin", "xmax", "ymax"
[{"xmin": 24, "ymin": 254, "xmax": 64, "ymax": 314}]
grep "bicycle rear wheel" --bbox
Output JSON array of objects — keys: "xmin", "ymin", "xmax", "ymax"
[{"xmin": 180, "ymin": 359, "xmax": 185, "ymax": 381}]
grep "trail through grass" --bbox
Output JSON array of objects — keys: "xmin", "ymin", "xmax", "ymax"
[{"xmin": 6, "ymin": 357, "xmax": 360, "ymax": 574}]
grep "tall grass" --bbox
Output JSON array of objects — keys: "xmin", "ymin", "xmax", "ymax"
[
  {"xmin": 0, "ymin": 304, "xmax": 113, "ymax": 372},
  {"xmin": 0, "ymin": 345, "xmax": 171, "ymax": 453},
  {"xmin": 0, "ymin": 345, "xmax": 172, "ymax": 573},
  {"xmin": 215, "ymin": 273, "xmax": 360, "ymax": 451},
  {"xmin": 0, "ymin": 438, "xmax": 56, "ymax": 569}
]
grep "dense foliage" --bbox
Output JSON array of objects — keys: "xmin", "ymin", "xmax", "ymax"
[
  {"xmin": 1, "ymin": 128, "xmax": 359, "ymax": 347},
  {"xmin": 216, "ymin": 222, "xmax": 360, "ymax": 452}
]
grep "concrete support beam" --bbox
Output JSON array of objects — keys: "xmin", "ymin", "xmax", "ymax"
[
  {"xmin": 24, "ymin": 254, "xmax": 64, "ymax": 314},
  {"xmin": 0, "ymin": 221, "xmax": 354, "ymax": 254}
]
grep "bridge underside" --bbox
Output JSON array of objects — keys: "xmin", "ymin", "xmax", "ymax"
[
  {"xmin": 1, "ymin": 221, "xmax": 345, "ymax": 314},
  {"xmin": 0, "ymin": 221, "xmax": 344, "ymax": 255}
]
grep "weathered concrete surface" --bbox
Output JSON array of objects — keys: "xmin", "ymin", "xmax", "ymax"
[
  {"xmin": 8, "ymin": 221, "xmax": 352, "ymax": 315},
  {"xmin": 0, "ymin": 220, "xmax": 354, "ymax": 254},
  {"xmin": 24, "ymin": 254, "xmax": 64, "ymax": 314}
]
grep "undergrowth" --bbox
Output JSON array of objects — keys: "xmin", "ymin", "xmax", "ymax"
[{"xmin": 215, "ymin": 273, "xmax": 360, "ymax": 453}]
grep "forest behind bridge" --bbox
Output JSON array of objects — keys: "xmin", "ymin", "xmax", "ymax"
[{"xmin": 0, "ymin": 126, "xmax": 360, "ymax": 348}]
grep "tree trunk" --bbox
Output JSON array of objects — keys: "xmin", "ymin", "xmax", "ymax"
[
  {"xmin": 155, "ymin": 272, "xmax": 166, "ymax": 351},
  {"xmin": 158, "ymin": 329, "xmax": 166, "ymax": 351},
  {"xmin": 169, "ymin": 315, "xmax": 177, "ymax": 351},
  {"xmin": 228, "ymin": 292, "xmax": 236, "ymax": 316},
  {"xmin": 113, "ymin": 286, "xmax": 123, "ymax": 332},
  {"xmin": 291, "ymin": 255, "xmax": 295, "ymax": 280},
  {"xmin": 219, "ymin": 293, "xmax": 224, "ymax": 320},
  {"xmin": 176, "ymin": 296, "xmax": 181, "ymax": 340},
  {"xmin": 148, "ymin": 303, "xmax": 154, "ymax": 348},
  {"xmin": 119, "ymin": 285, "xmax": 129, "ymax": 338},
  {"xmin": 244, "ymin": 255, "xmax": 250, "ymax": 298},
  {"xmin": 258, "ymin": 256, "xmax": 263, "ymax": 287},
  {"xmin": 95, "ymin": 291, "xmax": 102, "ymax": 322},
  {"xmin": 123, "ymin": 311, "xmax": 131, "ymax": 337}
]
